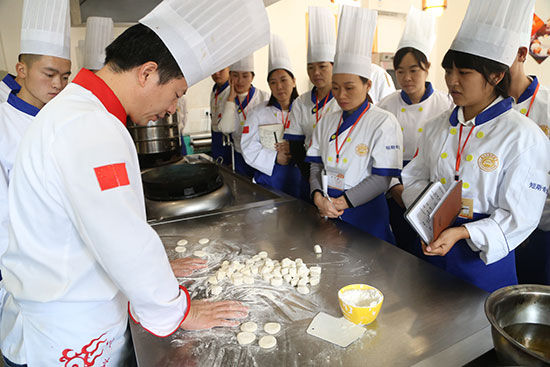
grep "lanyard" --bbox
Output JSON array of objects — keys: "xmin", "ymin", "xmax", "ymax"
[
  {"xmin": 315, "ymin": 93, "xmax": 329, "ymax": 123},
  {"xmin": 454, "ymin": 124, "xmax": 475, "ymax": 181},
  {"xmin": 281, "ymin": 109, "xmax": 290, "ymax": 129},
  {"xmin": 334, "ymin": 104, "xmax": 370, "ymax": 163},
  {"xmin": 526, "ymin": 82, "xmax": 540, "ymax": 118},
  {"xmin": 236, "ymin": 90, "xmax": 251, "ymax": 120}
]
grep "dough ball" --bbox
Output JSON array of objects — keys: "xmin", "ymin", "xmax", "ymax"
[
  {"xmin": 309, "ymin": 276, "xmax": 320, "ymax": 286},
  {"xmin": 258, "ymin": 335, "xmax": 277, "ymax": 349},
  {"xmin": 309, "ymin": 266, "xmax": 322, "ymax": 276},
  {"xmin": 175, "ymin": 246, "xmax": 187, "ymax": 253},
  {"xmin": 208, "ymin": 276, "xmax": 218, "ymax": 285},
  {"xmin": 313, "ymin": 244, "xmax": 322, "ymax": 254},
  {"xmin": 295, "ymin": 258, "xmax": 303, "ymax": 265},
  {"xmin": 193, "ymin": 250, "xmax": 207, "ymax": 257},
  {"xmin": 263, "ymin": 322, "xmax": 281, "ymax": 335},
  {"xmin": 258, "ymin": 251, "xmax": 268, "ymax": 258},
  {"xmin": 210, "ymin": 285, "xmax": 222, "ymax": 296},
  {"xmin": 297, "ymin": 285, "xmax": 310, "ymax": 295},
  {"xmin": 297, "ymin": 277, "xmax": 309, "ymax": 286},
  {"xmin": 243, "ymin": 275, "xmax": 255, "ymax": 285},
  {"xmin": 237, "ymin": 331, "xmax": 256, "ymax": 345},
  {"xmin": 240, "ymin": 321, "xmax": 258, "ymax": 333},
  {"xmin": 177, "ymin": 239, "xmax": 188, "ymax": 246},
  {"xmin": 198, "ymin": 238, "xmax": 210, "ymax": 245},
  {"xmin": 270, "ymin": 277, "xmax": 283, "ymax": 287}
]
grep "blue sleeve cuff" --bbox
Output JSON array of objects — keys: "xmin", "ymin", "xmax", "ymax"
[
  {"xmin": 305, "ymin": 156, "xmax": 323, "ymax": 163},
  {"xmin": 283, "ymin": 133, "xmax": 306, "ymax": 141},
  {"xmin": 372, "ymin": 167, "xmax": 401, "ymax": 177}
]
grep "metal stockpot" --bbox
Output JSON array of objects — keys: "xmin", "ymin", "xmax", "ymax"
[{"xmin": 127, "ymin": 114, "xmax": 181, "ymax": 155}]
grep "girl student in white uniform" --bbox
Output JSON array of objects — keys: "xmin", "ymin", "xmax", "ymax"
[
  {"xmin": 209, "ymin": 67, "xmax": 231, "ymax": 164},
  {"xmin": 401, "ymin": 0, "xmax": 550, "ymax": 293},
  {"xmin": 377, "ymin": 8, "xmax": 453, "ymax": 254},
  {"xmin": 284, "ymin": 7, "xmax": 339, "ymax": 199},
  {"xmin": 306, "ymin": 6, "xmax": 403, "ymax": 244},
  {"xmin": 241, "ymin": 35, "xmax": 306, "ymax": 198},
  {"xmin": 218, "ymin": 54, "xmax": 269, "ymax": 178}
]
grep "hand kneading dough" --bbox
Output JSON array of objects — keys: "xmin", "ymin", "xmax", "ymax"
[
  {"xmin": 177, "ymin": 239, "xmax": 188, "ymax": 246},
  {"xmin": 258, "ymin": 335, "xmax": 277, "ymax": 349},
  {"xmin": 263, "ymin": 322, "xmax": 281, "ymax": 335},
  {"xmin": 240, "ymin": 321, "xmax": 258, "ymax": 333},
  {"xmin": 175, "ymin": 246, "xmax": 187, "ymax": 253},
  {"xmin": 237, "ymin": 331, "xmax": 256, "ymax": 345},
  {"xmin": 198, "ymin": 238, "xmax": 210, "ymax": 245}
]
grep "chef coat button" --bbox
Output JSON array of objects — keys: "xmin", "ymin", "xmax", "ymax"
[
  {"xmin": 520, "ymin": 108, "xmax": 527, "ymax": 114},
  {"xmin": 418, "ymin": 128, "xmax": 423, "ymax": 133},
  {"xmin": 343, "ymin": 158, "xmax": 348, "ymax": 163},
  {"xmin": 346, "ymin": 137, "xmax": 351, "ymax": 142},
  {"xmin": 331, "ymin": 134, "xmax": 336, "ymax": 139},
  {"xmin": 463, "ymin": 182, "xmax": 470, "ymax": 189},
  {"xmin": 401, "ymin": 127, "xmax": 404, "ymax": 131},
  {"xmin": 328, "ymin": 156, "xmax": 333, "ymax": 162},
  {"xmin": 440, "ymin": 178, "xmax": 447, "ymax": 184},
  {"xmin": 466, "ymin": 154, "xmax": 473, "ymax": 161},
  {"xmin": 418, "ymin": 107, "xmax": 423, "ymax": 112},
  {"xmin": 401, "ymin": 107, "xmax": 406, "ymax": 112},
  {"xmin": 313, "ymin": 124, "xmax": 317, "ymax": 129},
  {"xmin": 476, "ymin": 131, "xmax": 484, "ymax": 139},
  {"xmin": 450, "ymin": 128, "xmax": 457, "ymax": 135},
  {"xmin": 441, "ymin": 152, "xmax": 448, "ymax": 159}
]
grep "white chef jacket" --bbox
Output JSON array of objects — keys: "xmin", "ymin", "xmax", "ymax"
[
  {"xmin": 284, "ymin": 87, "xmax": 340, "ymax": 148},
  {"xmin": 0, "ymin": 69, "xmax": 190, "ymax": 365},
  {"xmin": 210, "ymin": 81, "xmax": 230, "ymax": 133},
  {"xmin": 369, "ymin": 64, "xmax": 396, "ymax": 104},
  {"xmin": 511, "ymin": 76, "xmax": 550, "ymax": 231},
  {"xmin": 0, "ymin": 74, "xmax": 20, "ymax": 104},
  {"xmin": 402, "ymin": 97, "xmax": 550, "ymax": 265},
  {"xmin": 218, "ymin": 86, "xmax": 269, "ymax": 153},
  {"xmin": 306, "ymin": 99, "xmax": 403, "ymax": 189},
  {"xmin": 377, "ymin": 82, "xmax": 454, "ymax": 162}
]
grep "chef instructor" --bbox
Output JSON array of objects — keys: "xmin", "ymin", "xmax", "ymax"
[{"xmin": 0, "ymin": 0, "xmax": 270, "ymax": 366}]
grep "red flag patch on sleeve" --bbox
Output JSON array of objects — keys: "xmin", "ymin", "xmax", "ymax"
[
  {"xmin": 242, "ymin": 126, "xmax": 250, "ymax": 134},
  {"xmin": 94, "ymin": 163, "xmax": 130, "ymax": 191}
]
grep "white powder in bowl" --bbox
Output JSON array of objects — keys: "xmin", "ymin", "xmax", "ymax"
[{"xmin": 340, "ymin": 289, "xmax": 381, "ymax": 308}]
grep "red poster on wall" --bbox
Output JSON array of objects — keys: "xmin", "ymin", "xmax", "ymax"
[{"xmin": 529, "ymin": 13, "xmax": 550, "ymax": 64}]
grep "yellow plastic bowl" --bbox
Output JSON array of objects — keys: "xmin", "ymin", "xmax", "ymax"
[{"xmin": 338, "ymin": 284, "xmax": 384, "ymax": 326}]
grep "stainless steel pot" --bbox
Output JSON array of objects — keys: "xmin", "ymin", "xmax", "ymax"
[
  {"xmin": 127, "ymin": 114, "xmax": 181, "ymax": 155},
  {"xmin": 485, "ymin": 284, "xmax": 550, "ymax": 366}
]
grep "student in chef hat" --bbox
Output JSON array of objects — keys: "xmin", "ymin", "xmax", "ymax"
[
  {"xmin": 0, "ymin": 0, "xmax": 270, "ymax": 365},
  {"xmin": 305, "ymin": 5, "xmax": 403, "ymax": 244},
  {"xmin": 285, "ymin": 6, "xmax": 340, "ymax": 196},
  {"xmin": 83, "ymin": 16, "xmax": 114, "ymax": 71},
  {"xmin": 241, "ymin": 34, "xmax": 306, "ymax": 198},
  {"xmin": 209, "ymin": 66, "xmax": 231, "ymax": 164},
  {"xmin": 401, "ymin": 0, "xmax": 550, "ymax": 293},
  {"xmin": 218, "ymin": 53, "xmax": 269, "ymax": 177},
  {"xmin": 508, "ymin": 0, "xmax": 550, "ymax": 286},
  {"xmin": 0, "ymin": 30, "xmax": 20, "ymax": 104},
  {"xmin": 377, "ymin": 7, "xmax": 453, "ymax": 255}
]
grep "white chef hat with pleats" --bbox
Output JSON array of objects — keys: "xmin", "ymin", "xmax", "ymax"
[
  {"xmin": 20, "ymin": 0, "xmax": 71, "ymax": 60},
  {"xmin": 140, "ymin": 0, "xmax": 270, "ymax": 87},
  {"xmin": 450, "ymin": 0, "xmax": 535, "ymax": 67},
  {"xmin": 230, "ymin": 54, "xmax": 255, "ymax": 72},
  {"xmin": 519, "ymin": 0, "xmax": 536, "ymax": 49},
  {"xmin": 397, "ymin": 7, "xmax": 436, "ymax": 59},
  {"xmin": 333, "ymin": 5, "xmax": 377, "ymax": 79},
  {"xmin": 268, "ymin": 34, "xmax": 293, "ymax": 74},
  {"xmin": 84, "ymin": 17, "xmax": 114, "ymax": 70},
  {"xmin": 307, "ymin": 6, "xmax": 336, "ymax": 63}
]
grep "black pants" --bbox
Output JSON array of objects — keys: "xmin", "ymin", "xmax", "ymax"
[{"xmin": 387, "ymin": 197, "xmax": 421, "ymax": 256}]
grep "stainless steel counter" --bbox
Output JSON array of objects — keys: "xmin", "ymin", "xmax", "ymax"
[{"xmin": 131, "ymin": 199, "xmax": 492, "ymax": 367}]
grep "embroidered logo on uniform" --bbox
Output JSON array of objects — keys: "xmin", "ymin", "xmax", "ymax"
[
  {"xmin": 59, "ymin": 333, "xmax": 107, "ymax": 367},
  {"xmin": 385, "ymin": 145, "xmax": 401, "ymax": 151},
  {"xmin": 539, "ymin": 125, "xmax": 550, "ymax": 138},
  {"xmin": 477, "ymin": 153, "xmax": 499, "ymax": 172},
  {"xmin": 529, "ymin": 182, "xmax": 548, "ymax": 194},
  {"xmin": 355, "ymin": 144, "xmax": 369, "ymax": 156},
  {"xmin": 243, "ymin": 126, "xmax": 250, "ymax": 134},
  {"xmin": 94, "ymin": 163, "xmax": 130, "ymax": 191}
]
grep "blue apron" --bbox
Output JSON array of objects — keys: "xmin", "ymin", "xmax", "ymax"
[
  {"xmin": 234, "ymin": 151, "xmax": 255, "ymax": 179},
  {"xmin": 209, "ymin": 131, "xmax": 231, "ymax": 165},
  {"xmin": 254, "ymin": 163, "xmax": 304, "ymax": 199},
  {"xmin": 420, "ymin": 214, "xmax": 518, "ymax": 293},
  {"xmin": 328, "ymin": 188, "xmax": 395, "ymax": 244},
  {"xmin": 515, "ymin": 228, "xmax": 550, "ymax": 285}
]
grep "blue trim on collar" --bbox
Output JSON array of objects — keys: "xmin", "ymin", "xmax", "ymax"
[
  {"xmin": 449, "ymin": 97, "xmax": 513, "ymax": 127},
  {"xmin": 235, "ymin": 85, "xmax": 256, "ymax": 113},
  {"xmin": 283, "ymin": 133, "xmax": 305, "ymax": 141},
  {"xmin": 7, "ymin": 91, "xmax": 39, "ymax": 117},
  {"xmin": 271, "ymin": 98, "xmax": 294, "ymax": 112},
  {"xmin": 310, "ymin": 87, "xmax": 334, "ymax": 114},
  {"xmin": 212, "ymin": 81, "xmax": 229, "ymax": 94},
  {"xmin": 372, "ymin": 167, "xmax": 401, "ymax": 177},
  {"xmin": 400, "ymin": 82, "xmax": 434, "ymax": 105},
  {"xmin": 2, "ymin": 74, "xmax": 20, "ymax": 92},
  {"xmin": 517, "ymin": 76, "xmax": 538, "ymax": 104},
  {"xmin": 330, "ymin": 99, "xmax": 370, "ymax": 142},
  {"xmin": 305, "ymin": 156, "xmax": 323, "ymax": 163}
]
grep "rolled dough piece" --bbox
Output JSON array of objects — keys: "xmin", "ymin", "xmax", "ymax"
[
  {"xmin": 243, "ymin": 275, "xmax": 255, "ymax": 285},
  {"xmin": 297, "ymin": 285, "xmax": 310, "ymax": 294},
  {"xmin": 258, "ymin": 251, "xmax": 268, "ymax": 258},
  {"xmin": 193, "ymin": 250, "xmax": 207, "ymax": 257},
  {"xmin": 177, "ymin": 239, "xmax": 188, "ymax": 246},
  {"xmin": 211, "ymin": 285, "xmax": 222, "ymax": 296},
  {"xmin": 198, "ymin": 238, "xmax": 210, "ymax": 245},
  {"xmin": 313, "ymin": 244, "xmax": 322, "ymax": 254},
  {"xmin": 271, "ymin": 277, "xmax": 283, "ymax": 287},
  {"xmin": 240, "ymin": 321, "xmax": 258, "ymax": 333},
  {"xmin": 208, "ymin": 276, "xmax": 218, "ymax": 285},
  {"xmin": 175, "ymin": 246, "xmax": 187, "ymax": 253},
  {"xmin": 237, "ymin": 331, "xmax": 256, "ymax": 345},
  {"xmin": 258, "ymin": 335, "xmax": 277, "ymax": 349},
  {"xmin": 309, "ymin": 276, "xmax": 320, "ymax": 286},
  {"xmin": 263, "ymin": 322, "xmax": 281, "ymax": 335}
]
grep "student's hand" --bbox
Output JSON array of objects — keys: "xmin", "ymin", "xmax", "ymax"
[
  {"xmin": 275, "ymin": 141, "xmax": 290, "ymax": 154},
  {"xmin": 422, "ymin": 226, "xmax": 470, "ymax": 257},
  {"xmin": 180, "ymin": 300, "xmax": 248, "ymax": 330},
  {"xmin": 390, "ymin": 184, "xmax": 405, "ymax": 208},
  {"xmin": 313, "ymin": 191, "xmax": 344, "ymax": 218},
  {"xmin": 276, "ymin": 150, "xmax": 291, "ymax": 165},
  {"xmin": 332, "ymin": 196, "xmax": 349, "ymax": 211},
  {"xmin": 170, "ymin": 257, "xmax": 208, "ymax": 277},
  {"xmin": 228, "ymin": 76, "xmax": 237, "ymax": 101}
]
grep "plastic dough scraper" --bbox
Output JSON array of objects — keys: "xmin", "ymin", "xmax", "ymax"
[{"xmin": 306, "ymin": 312, "xmax": 366, "ymax": 348}]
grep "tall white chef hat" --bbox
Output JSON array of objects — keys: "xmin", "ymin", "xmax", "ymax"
[
  {"xmin": 20, "ymin": 0, "xmax": 71, "ymax": 60},
  {"xmin": 268, "ymin": 34, "xmax": 293, "ymax": 74},
  {"xmin": 230, "ymin": 54, "xmax": 255, "ymax": 72},
  {"xmin": 84, "ymin": 17, "xmax": 114, "ymax": 71},
  {"xmin": 333, "ymin": 5, "xmax": 377, "ymax": 79},
  {"xmin": 450, "ymin": 0, "xmax": 535, "ymax": 67},
  {"xmin": 397, "ymin": 7, "xmax": 436, "ymax": 59},
  {"xmin": 140, "ymin": 0, "xmax": 270, "ymax": 87},
  {"xmin": 307, "ymin": 7, "xmax": 336, "ymax": 64},
  {"xmin": 519, "ymin": 0, "xmax": 536, "ymax": 49}
]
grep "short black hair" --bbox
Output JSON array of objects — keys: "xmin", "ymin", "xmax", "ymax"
[
  {"xmin": 393, "ymin": 47, "xmax": 429, "ymax": 71},
  {"xmin": 442, "ymin": 50, "xmax": 510, "ymax": 98},
  {"xmin": 105, "ymin": 24, "xmax": 183, "ymax": 84},
  {"xmin": 266, "ymin": 69, "xmax": 299, "ymax": 107},
  {"xmin": 18, "ymin": 54, "xmax": 43, "ymax": 67}
]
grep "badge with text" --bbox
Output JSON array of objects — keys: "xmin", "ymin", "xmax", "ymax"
[
  {"xmin": 459, "ymin": 198, "xmax": 474, "ymax": 220},
  {"xmin": 327, "ymin": 168, "xmax": 346, "ymax": 191}
]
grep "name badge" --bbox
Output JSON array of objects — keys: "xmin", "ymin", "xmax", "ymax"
[
  {"xmin": 327, "ymin": 169, "xmax": 345, "ymax": 191},
  {"xmin": 459, "ymin": 198, "xmax": 474, "ymax": 220}
]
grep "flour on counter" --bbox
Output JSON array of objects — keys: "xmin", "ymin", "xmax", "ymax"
[{"xmin": 340, "ymin": 289, "xmax": 382, "ymax": 308}]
